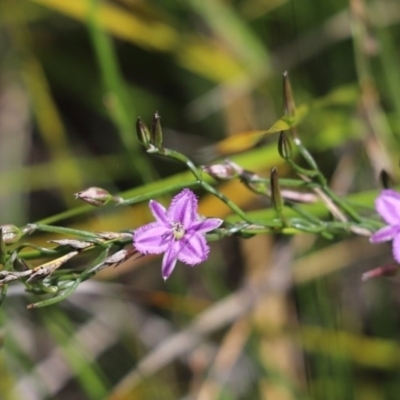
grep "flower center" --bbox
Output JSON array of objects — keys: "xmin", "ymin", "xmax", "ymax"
[{"xmin": 172, "ymin": 222, "xmax": 185, "ymax": 240}]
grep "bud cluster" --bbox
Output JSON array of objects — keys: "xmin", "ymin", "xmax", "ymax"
[{"xmin": 136, "ymin": 112, "xmax": 163, "ymax": 151}]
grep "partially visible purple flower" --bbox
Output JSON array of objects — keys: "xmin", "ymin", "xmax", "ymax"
[
  {"xmin": 370, "ymin": 189, "xmax": 400, "ymax": 263},
  {"xmin": 133, "ymin": 189, "xmax": 223, "ymax": 280}
]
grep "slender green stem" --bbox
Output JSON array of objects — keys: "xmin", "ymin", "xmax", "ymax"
[
  {"xmin": 296, "ymin": 142, "xmax": 327, "ymax": 185},
  {"xmin": 286, "ymin": 158, "xmax": 319, "ymax": 177},
  {"xmin": 288, "ymin": 203, "xmax": 325, "ymax": 225},
  {"xmin": 321, "ymin": 186, "xmax": 363, "ymax": 222},
  {"xmin": 153, "ymin": 147, "xmax": 252, "ymax": 221},
  {"xmin": 26, "ymin": 224, "xmax": 100, "ymax": 238},
  {"xmin": 157, "ymin": 148, "xmax": 203, "ymax": 181},
  {"xmin": 201, "ymin": 181, "xmax": 252, "ymax": 222},
  {"xmin": 292, "ymin": 138, "xmax": 365, "ymax": 223}
]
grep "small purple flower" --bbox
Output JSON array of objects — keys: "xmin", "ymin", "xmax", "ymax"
[
  {"xmin": 370, "ymin": 189, "xmax": 400, "ymax": 263},
  {"xmin": 133, "ymin": 189, "xmax": 223, "ymax": 280}
]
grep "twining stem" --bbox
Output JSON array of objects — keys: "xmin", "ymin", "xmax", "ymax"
[
  {"xmin": 201, "ymin": 181, "xmax": 252, "ymax": 223},
  {"xmin": 159, "ymin": 148, "xmax": 203, "ymax": 181},
  {"xmin": 25, "ymin": 224, "xmax": 101, "ymax": 239},
  {"xmin": 154, "ymin": 147, "xmax": 253, "ymax": 222},
  {"xmin": 292, "ymin": 137, "xmax": 364, "ymax": 223}
]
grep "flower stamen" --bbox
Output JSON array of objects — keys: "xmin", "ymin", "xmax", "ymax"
[{"xmin": 172, "ymin": 222, "xmax": 185, "ymax": 240}]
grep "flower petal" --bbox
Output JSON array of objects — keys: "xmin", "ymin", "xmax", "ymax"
[
  {"xmin": 370, "ymin": 225, "xmax": 400, "ymax": 243},
  {"xmin": 134, "ymin": 222, "xmax": 171, "ymax": 254},
  {"xmin": 162, "ymin": 245, "xmax": 178, "ymax": 280},
  {"xmin": 190, "ymin": 218, "xmax": 223, "ymax": 234},
  {"xmin": 149, "ymin": 200, "xmax": 168, "ymax": 223},
  {"xmin": 375, "ymin": 189, "xmax": 400, "ymax": 225},
  {"xmin": 393, "ymin": 234, "xmax": 400, "ymax": 263},
  {"xmin": 167, "ymin": 189, "xmax": 197, "ymax": 228},
  {"xmin": 178, "ymin": 233, "xmax": 209, "ymax": 265}
]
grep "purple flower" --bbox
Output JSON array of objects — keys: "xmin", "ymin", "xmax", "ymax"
[
  {"xmin": 133, "ymin": 189, "xmax": 223, "ymax": 280},
  {"xmin": 370, "ymin": 189, "xmax": 400, "ymax": 263}
]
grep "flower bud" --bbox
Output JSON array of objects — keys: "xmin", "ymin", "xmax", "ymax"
[
  {"xmin": 362, "ymin": 264, "xmax": 399, "ymax": 281},
  {"xmin": 136, "ymin": 117, "xmax": 151, "ymax": 147},
  {"xmin": 151, "ymin": 111, "xmax": 163, "ymax": 149},
  {"xmin": 74, "ymin": 187, "xmax": 113, "ymax": 207},
  {"xmin": 0, "ymin": 224, "xmax": 22, "ymax": 244},
  {"xmin": 270, "ymin": 167, "xmax": 283, "ymax": 213},
  {"xmin": 224, "ymin": 160, "xmax": 245, "ymax": 174},
  {"xmin": 283, "ymin": 71, "xmax": 296, "ymax": 119},
  {"xmin": 278, "ymin": 131, "xmax": 292, "ymax": 160},
  {"xmin": 201, "ymin": 160, "xmax": 239, "ymax": 181},
  {"xmin": 379, "ymin": 169, "xmax": 393, "ymax": 189}
]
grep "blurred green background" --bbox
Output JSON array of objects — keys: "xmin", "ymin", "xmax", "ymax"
[{"xmin": 1, "ymin": 0, "xmax": 400, "ymax": 399}]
